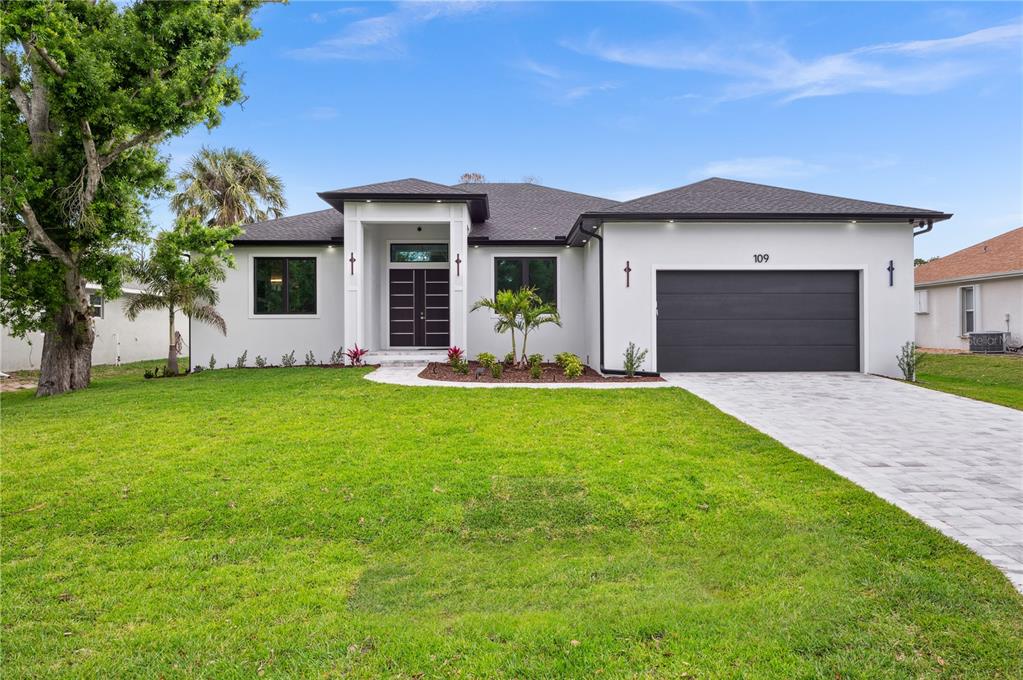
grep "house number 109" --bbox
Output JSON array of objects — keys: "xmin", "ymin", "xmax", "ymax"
[{"xmin": 753, "ymin": 253, "xmax": 770, "ymax": 263}]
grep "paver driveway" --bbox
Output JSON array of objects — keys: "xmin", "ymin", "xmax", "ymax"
[{"xmin": 664, "ymin": 372, "xmax": 1023, "ymax": 591}]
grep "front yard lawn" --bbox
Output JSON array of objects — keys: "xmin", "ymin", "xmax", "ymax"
[
  {"xmin": 3, "ymin": 366, "xmax": 1021, "ymax": 677},
  {"xmin": 917, "ymin": 352, "xmax": 1023, "ymax": 410}
]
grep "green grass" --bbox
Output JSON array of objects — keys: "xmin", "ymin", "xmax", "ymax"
[
  {"xmin": 916, "ymin": 352, "xmax": 1023, "ymax": 410},
  {"xmin": 2, "ymin": 366, "xmax": 1021, "ymax": 678}
]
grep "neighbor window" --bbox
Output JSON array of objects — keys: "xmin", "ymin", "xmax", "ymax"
[
  {"xmin": 494, "ymin": 257, "xmax": 557, "ymax": 305},
  {"xmin": 254, "ymin": 257, "xmax": 316, "ymax": 314},
  {"xmin": 89, "ymin": 293, "xmax": 104, "ymax": 319},
  {"xmin": 390, "ymin": 243, "xmax": 448, "ymax": 263},
  {"xmin": 914, "ymin": 290, "xmax": 929, "ymax": 314},
  {"xmin": 960, "ymin": 286, "xmax": 975, "ymax": 335}
]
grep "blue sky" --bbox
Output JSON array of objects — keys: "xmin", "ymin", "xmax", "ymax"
[{"xmin": 151, "ymin": 1, "xmax": 1023, "ymax": 259}]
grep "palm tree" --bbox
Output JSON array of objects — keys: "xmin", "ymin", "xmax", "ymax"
[
  {"xmin": 170, "ymin": 147, "xmax": 287, "ymax": 226},
  {"xmin": 471, "ymin": 288, "xmax": 529, "ymax": 360},
  {"xmin": 125, "ymin": 222, "xmax": 237, "ymax": 376},
  {"xmin": 517, "ymin": 288, "xmax": 560, "ymax": 366}
]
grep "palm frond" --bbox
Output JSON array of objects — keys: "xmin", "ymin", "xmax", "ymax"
[{"xmin": 187, "ymin": 303, "xmax": 227, "ymax": 335}]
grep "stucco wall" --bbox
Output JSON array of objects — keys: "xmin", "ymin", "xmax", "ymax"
[
  {"xmin": 1, "ymin": 296, "xmax": 188, "ymax": 372},
  {"xmin": 466, "ymin": 245, "xmax": 589, "ymax": 361},
  {"xmin": 915, "ymin": 275, "xmax": 1023, "ymax": 350},
  {"xmin": 189, "ymin": 245, "xmax": 345, "ymax": 369},
  {"xmin": 600, "ymin": 220, "xmax": 915, "ymax": 377}
]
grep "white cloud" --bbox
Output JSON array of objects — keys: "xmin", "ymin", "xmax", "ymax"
[
  {"xmin": 566, "ymin": 20, "xmax": 1022, "ymax": 102},
  {"xmin": 305, "ymin": 106, "xmax": 339, "ymax": 121},
  {"xmin": 562, "ymin": 81, "xmax": 618, "ymax": 101},
  {"xmin": 518, "ymin": 58, "xmax": 562, "ymax": 80},
  {"xmin": 694, "ymin": 157, "xmax": 827, "ymax": 181},
  {"xmin": 309, "ymin": 6, "xmax": 365, "ymax": 25},
  {"xmin": 515, "ymin": 57, "xmax": 617, "ymax": 102},
  {"xmin": 291, "ymin": 2, "xmax": 486, "ymax": 61}
]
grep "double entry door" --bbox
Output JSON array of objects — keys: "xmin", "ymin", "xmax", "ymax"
[{"xmin": 388, "ymin": 268, "xmax": 450, "ymax": 347}]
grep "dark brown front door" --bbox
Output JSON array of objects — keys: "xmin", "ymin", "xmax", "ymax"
[{"xmin": 389, "ymin": 269, "xmax": 449, "ymax": 347}]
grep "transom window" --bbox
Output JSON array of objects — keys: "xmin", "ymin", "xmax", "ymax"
[
  {"xmin": 494, "ymin": 257, "xmax": 557, "ymax": 305},
  {"xmin": 89, "ymin": 293, "xmax": 104, "ymax": 319},
  {"xmin": 960, "ymin": 286, "xmax": 975, "ymax": 335},
  {"xmin": 390, "ymin": 243, "xmax": 448, "ymax": 263},
  {"xmin": 254, "ymin": 257, "xmax": 316, "ymax": 315}
]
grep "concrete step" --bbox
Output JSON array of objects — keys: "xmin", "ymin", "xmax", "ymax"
[{"xmin": 364, "ymin": 351, "xmax": 446, "ymax": 367}]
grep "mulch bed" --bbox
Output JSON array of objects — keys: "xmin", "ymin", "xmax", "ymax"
[{"xmin": 419, "ymin": 361, "xmax": 664, "ymax": 384}]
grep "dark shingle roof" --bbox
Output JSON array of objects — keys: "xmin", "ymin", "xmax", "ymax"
[
  {"xmin": 234, "ymin": 209, "xmax": 343, "ymax": 242},
  {"xmin": 457, "ymin": 183, "xmax": 618, "ymax": 242},
  {"xmin": 320, "ymin": 178, "xmax": 473, "ymax": 195},
  {"xmin": 593, "ymin": 178, "xmax": 949, "ymax": 218}
]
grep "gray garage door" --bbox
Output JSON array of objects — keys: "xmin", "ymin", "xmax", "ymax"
[{"xmin": 656, "ymin": 270, "xmax": 860, "ymax": 372}]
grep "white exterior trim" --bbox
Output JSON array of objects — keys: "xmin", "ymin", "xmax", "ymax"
[{"xmin": 648, "ymin": 263, "xmax": 869, "ymax": 374}]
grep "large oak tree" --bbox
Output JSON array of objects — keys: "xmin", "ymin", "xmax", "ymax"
[{"xmin": 1, "ymin": 0, "xmax": 261, "ymax": 396}]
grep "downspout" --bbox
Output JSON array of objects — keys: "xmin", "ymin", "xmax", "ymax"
[
  {"xmin": 912, "ymin": 218, "xmax": 933, "ymax": 237},
  {"xmin": 578, "ymin": 222, "xmax": 604, "ymax": 371}
]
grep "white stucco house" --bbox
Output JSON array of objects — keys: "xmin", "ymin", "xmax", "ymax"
[
  {"xmin": 915, "ymin": 226, "xmax": 1022, "ymax": 351},
  {"xmin": 190, "ymin": 177, "xmax": 950, "ymax": 377},
  {"xmin": 1, "ymin": 283, "xmax": 188, "ymax": 372}
]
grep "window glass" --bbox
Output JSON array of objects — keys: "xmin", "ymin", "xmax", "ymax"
[
  {"xmin": 961, "ymin": 287, "xmax": 975, "ymax": 334},
  {"xmin": 390, "ymin": 243, "xmax": 448, "ymax": 263},
  {"xmin": 287, "ymin": 258, "xmax": 316, "ymax": 314},
  {"xmin": 494, "ymin": 257, "xmax": 557, "ymax": 305},
  {"xmin": 255, "ymin": 258, "xmax": 285, "ymax": 314},
  {"xmin": 254, "ymin": 257, "xmax": 316, "ymax": 314},
  {"xmin": 89, "ymin": 294, "xmax": 103, "ymax": 318}
]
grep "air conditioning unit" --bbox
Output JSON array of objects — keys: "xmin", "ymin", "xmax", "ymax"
[{"xmin": 968, "ymin": 331, "xmax": 1009, "ymax": 354}]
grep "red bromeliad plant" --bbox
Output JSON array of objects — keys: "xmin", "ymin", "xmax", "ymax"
[
  {"xmin": 345, "ymin": 344, "xmax": 369, "ymax": 366},
  {"xmin": 447, "ymin": 346, "xmax": 464, "ymax": 364}
]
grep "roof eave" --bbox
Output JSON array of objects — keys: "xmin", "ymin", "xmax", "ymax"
[
  {"xmin": 317, "ymin": 191, "xmax": 490, "ymax": 221},
  {"xmin": 231, "ymin": 239, "xmax": 341, "ymax": 246},
  {"xmin": 915, "ymin": 269, "xmax": 1023, "ymax": 288}
]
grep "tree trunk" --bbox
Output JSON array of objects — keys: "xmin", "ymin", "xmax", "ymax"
[
  {"xmin": 166, "ymin": 307, "xmax": 179, "ymax": 376},
  {"xmin": 36, "ymin": 273, "xmax": 94, "ymax": 397}
]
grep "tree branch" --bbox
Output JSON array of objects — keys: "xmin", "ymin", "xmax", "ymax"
[
  {"xmin": 0, "ymin": 51, "xmax": 32, "ymax": 122},
  {"xmin": 31, "ymin": 43, "xmax": 66, "ymax": 78},
  {"xmin": 20, "ymin": 202, "xmax": 73, "ymax": 268},
  {"xmin": 79, "ymin": 120, "xmax": 102, "ymax": 207},
  {"xmin": 99, "ymin": 129, "xmax": 163, "ymax": 169}
]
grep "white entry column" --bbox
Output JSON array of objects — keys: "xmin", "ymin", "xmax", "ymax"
[
  {"xmin": 343, "ymin": 202, "xmax": 364, "ymax": 351},
  {"xmin": 449, "ymin": 205, "xmax": 469, "ymax": 352}
]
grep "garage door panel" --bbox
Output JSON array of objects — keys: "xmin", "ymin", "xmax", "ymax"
[
  {"xmin": 657, "ymin": 346, "xmax": 860, "ymax": 372},
  {"xmin": 657, "ymin": 292, "xmax": 858, "ymax": 320},
  {"xmin": 656, "ymin": 270, "xmax": 858, "ymax": 295},
  {"xmin": 656, "ymin": 270, "xmax": 859, "ymax": 372},
  {"xmin": 657, "ymin": 319, "xmax": 860, "ymax": 347}
]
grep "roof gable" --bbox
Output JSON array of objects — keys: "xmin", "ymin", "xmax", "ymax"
[
  {"xmin": 317, "ymin": 177, "xmax": 488, "ymax": 221},
  {"xmin": 915, "ymin": 226, "xmax": 1023, "ymax": 285},
  {"xmin": 593, "ymin": 177, "xmax": 949, "ymax": 219}
]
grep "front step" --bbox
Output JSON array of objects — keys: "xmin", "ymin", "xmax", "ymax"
[{"xmin": 364, "ymin": 350, "xmax": 446, "ymax": 367}]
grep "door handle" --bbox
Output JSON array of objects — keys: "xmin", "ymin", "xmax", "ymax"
[{"xmin": 419, "ymin": 312, "xmax": 425, "ymax": 320}]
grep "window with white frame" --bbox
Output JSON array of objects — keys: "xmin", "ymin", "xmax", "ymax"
[
  {"xmin": 89, "ymin": 293, "xmax": 104, "ymax": 319},
  {"xmin": 914, "ymin": 290, "xmax": 929, "ymax": 314},
  {"xmin": 960, "ymin": 286, "xmax": 975, "ymax": 335}
]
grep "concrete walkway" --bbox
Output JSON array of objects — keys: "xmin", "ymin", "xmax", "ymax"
[
  {"xmin": 663, "ymin": 372, "xmax": 1023, "ymax": 591},
  {"xmin": 366, "ymin": 365, "xmax": 671, "ymax": 389}
]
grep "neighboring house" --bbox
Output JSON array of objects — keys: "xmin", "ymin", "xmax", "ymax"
[
  {"xmin": 191, "ymin": 177, "xmax": 950, "ymax": 377},
  {"xmin": 914, "ymin": 226, "xmax": 1023, "ymax": 351},
  {"xmin": 1, "ymin": 283, "xmax": 189, "ymax": 372}
]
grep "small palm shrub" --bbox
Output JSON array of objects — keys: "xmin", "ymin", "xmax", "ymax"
[
  {"xmin": 304, "ymin": 350, "xmax": 316, "ymax": 366},
  {"xmin": 234, "ymin": 349, "xmax": 248, "ymax": 368},
  {"xmin": 281, "ymin": 350, "xmax": 297, "ymax": 368},
  {"xmin": 622, "ymin": 342, "xmax": 649, "ymax": 377},
  {"xmin": 897, "ymin": 341, "xmax": 924, "ymax": 382},
  {"xmin": 255, "ymin": 355, "xmax": 267, "ymax": 368}
]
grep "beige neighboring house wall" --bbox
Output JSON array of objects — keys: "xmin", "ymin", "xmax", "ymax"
[
  {"xmin": 915, "ymin": 274, "xmax": 1023, "ymax": 350},
  {"xmin": 1, "ymin": 286, "xmax": 189, "ymax": 372}
]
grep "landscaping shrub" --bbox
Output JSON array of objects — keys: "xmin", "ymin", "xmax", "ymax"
[
  {"xmin": 623, "ymin": 342, "xmax": 649, "ymax": 377},
  {"xmin": 447, "ymin": 346, "xmax": 465, "ymax": 365},
  {"xmin": 530, "ymin": 361, "xmax": 542, "ymax": 379},
  {"xmin": 454, "ymin": 360, "xmax": 470, "ymax": 375},
  {"xmin": 345, "ymin": 344, "xmax": 369, "ymax": 367},
  {"xmin": 329, "ymin": 347, "xmax": 343, "ymax": 365},
  {"xmin": 897, "ymin": 341, "xmax": 925, "ymax": 382},
  {"xmin": 477, "ymin": 352, "xmax": 498, "ymax": 370},
  {"xmin": 528, "ymin": 353, "xmax": 543, "ymax": 366},
  {"xmin": 304, "ymin": 350, "xmax": 316, "ymax": 366},
  {"xmin": 191, "ymin": 364, "xmax": 204, "ymax": 374},
  {"xmin": 562, "ymin": 353, "xmax": 583, "ymax": 379},
  {"xmin": 234, "ymin": 349, "xmax": 248, "ymax": 369},
  {"xmin": 504, "ymin": 351, "xmax": 516, "ymax": 366},
  {"xmin": 208, "ymin": 354, "xmax": 216, "ymax": 370},
  {"xmin": 490, "ymin": 363, "xmax": 503, "ymax": 379},
  {"xmin": 280, "ymin": 350, "xmax": 297, "ymax": 368},
  {"xmin": 555, "ymin": 352, "xmax": 574, "ymax": 369},
  {"xmin": 254, "ymin": 355, "xmax": 267, "ymax": 368}
]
